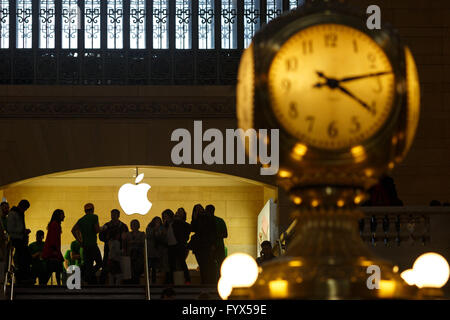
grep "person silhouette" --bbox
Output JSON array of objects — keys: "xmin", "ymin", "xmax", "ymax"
[
  {"xmin": 205, "ymin": 204, "xmax": 227, "ymax": 282},
  {"xmin": 42, "ymin": 209, "xmax": 65, "ymax": 285},
  {"xmin": 7, "ymin": 200, "xmax": 32, "ymax": 284},
  {"xmin": 29, "ymin": 230, "xmax": 46, "ymax": 285},
  {"xmin": 71, "ymin": 203, "xmax": 102, "ymax": 284},
  {"xmin": 123, "ymin": 219, "xmax": 146, "ymax": 284}
]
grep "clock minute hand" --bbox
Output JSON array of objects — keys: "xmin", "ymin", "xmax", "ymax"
[
  {"xmin": 338, "ymin": 71, "xmax": 392, "ymax": 83},
  {"xmin": 337, "ymin": 85, "xmax": 374, "ymax": 114}
]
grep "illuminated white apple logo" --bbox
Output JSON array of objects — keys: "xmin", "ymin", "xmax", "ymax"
[{"xmin": 118, "ymin": 173, "xmax": 152, "ymax": 215}]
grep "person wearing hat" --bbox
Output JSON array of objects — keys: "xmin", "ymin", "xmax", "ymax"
[{"xmin": 71, "ymin": 203, "xmax": 102, "ymax": 284}]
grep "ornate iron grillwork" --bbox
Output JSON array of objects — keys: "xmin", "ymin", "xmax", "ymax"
[
  {"xmin": 1, "ymin": 0, "xmax": 305, "ymax": 84},
  {"xmin": 289, "ymin": 0, "xmax": 304, "ymax": 10},
  {"xmin": 221, "ymin": 0, "xmax": 237, "ymax": 49},
  {"xmin": 153, "ymin": 0, "xmax": 168, "ymax": 49},
  {"xmin": 16, "ymin": 0, "xmax": 33, "ymax": 49},
  {"xmin": 266, "ymin": 0, "xmax": 282, "ymax": 24},
  {"xmin": 244, "ymin": 0, "xmax": 259, "ymax": 48},
  {"xmin": 85, "ymin": 0, "xmax": 101, "ymax": 49},
  {"xmin": 130, "ymin": 0, "xmax": 146, "ymax": 49},
  {"xmin": 175, "ymin": 0, "xmax": 191, "ymax": 49},
  {"xmin": 198, "ymin": 0, "xmax": 214, "ymax": 49},
  {"xmin": 107, "ymin": 0, "xmax": 123, "ymax": 49},
  {"xmin": 39, "ymin": 0, "xmax": 56, "ymax": 49},
  {"xmin": 0, "ymin": 0, "xmax": 9, "ymax": 48},
  {"xmin": 62, "ymin": 0, "xmax": 79, "ymax": 49}
]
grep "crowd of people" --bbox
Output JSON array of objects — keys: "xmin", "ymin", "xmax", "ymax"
[{"xmin": 0, "ymin": 200, "xmax": 228, "ymax": 286}]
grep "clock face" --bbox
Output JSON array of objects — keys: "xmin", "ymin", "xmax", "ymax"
[
  {"xmin": 268, "ymin": 23, "xmax": 395, "ymax": 150},
  {"xmin": 237, "ymin": 44, "xmax": 255, "ymax": 132}
]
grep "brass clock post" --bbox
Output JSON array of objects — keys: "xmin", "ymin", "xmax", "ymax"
[{"xmin": 236, "ymin": 0, "xmax": 420, "ymax": 299}]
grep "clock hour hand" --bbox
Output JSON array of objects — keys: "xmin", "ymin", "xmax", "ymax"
[
  {"xmin": 313, "ymin": 71, "xmax": 340, "ymax": 89},
  {"xmin": 338, "ymin": 71, "xmax": 392, "ymax": 83},
  {"xmin": 337, "ymin": 85, "xmax": 375, "ymax": 114}
]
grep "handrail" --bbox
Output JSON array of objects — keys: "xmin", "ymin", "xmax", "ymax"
[
  {"xmin": 2, "ymin": 239, "xmax": 15, "ymax": 300},
  {"xmin": 276, "ymin": 219, "xmax": 297, "ymax": 256},
  {"xmin": 144, "ymin": 237, "xmax": 151, "ymax": 301},
  {"xmin": 276, "ymin": 206, "xmax": 447, "ymax": 255},
  {"xmin": 2, "ymin": 241, "xmax": 9, "ymax": 297}
]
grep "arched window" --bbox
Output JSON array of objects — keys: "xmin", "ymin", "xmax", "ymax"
[
  {"xmin": 198, "ymin": 0, "xmax": 214, "ymax": 49},
  {"xmin": 85, "ymin": 0, "xmax": 101, "ymax": 49},
  {"xmin": 266, "ymin": 0, "xmax": 282, "ymax": 24},
  {"xmin": 62, "ymin": 0, "xmax": 78, "ymax": 49},
  {"xmin": 290, "ymin": 0, "xmax": 304, "ymax": 10},
  {"xmin": 175, "ymin": 0, "xmax": 191, "ymax": 49},
  {"xmin": 153, "ymin": 0, "xmax": 168, "ymax": 49},
  {"xmin": 130, "ymin": 0, "xmax": 146, "ymax": 49},
  {"xmin": 0, "ymin": 0, "xmax": 9, "ymax": 49},
  {"xmin": 221, "ymin": 0, "xmax": 237, "ymax": 49},
  {"xmin": 244, "ymin": 0, "xmax": 260, "ymax": 48},
  {"xmin": 39, "ymin": 0, "xmax": 56, "ymax": 49},
  {"xmin": 107, "ymin": 0, "xmax": 123, "ymax": 49},
  {"xmin": 16, "ymin": 0, "xmax": 33, "ymax": 49},
  {"xmin": 0, "ymin": 0, "xmax": 305, "ymax": 50}
]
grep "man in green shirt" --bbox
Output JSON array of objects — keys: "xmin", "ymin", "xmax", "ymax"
[
  {"xmin": 29, "ymin": 230, "xmax": 46, "ymax": 285},
  {"xmin": 71, "ymin": 203, "xmax": 102, "ymax": 284}
]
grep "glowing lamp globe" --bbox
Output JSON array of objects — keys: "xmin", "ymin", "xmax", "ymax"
[
  {"xmin": 118, "ymin": 173, "xmax": 152, "ymax": 215},
  {"xmin": 217, "ymin": 277, "xmax": 233, "ymax": 300},
  {"xmin": 400, "ymin": 269, "xmax": 416, "ymax": 286},
  {"xmin": 220, "ymin": 253, "xmax": 259, "ymax": 288},
  {"xmin": 412, "ymin": 252, "xmax": 450, "ymax": 289}
]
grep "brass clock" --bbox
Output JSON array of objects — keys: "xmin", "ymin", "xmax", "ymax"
[
  {"xmin": 236, "ymin": 0, "xmax": 420, "ymax": 300},
  {"xmin": 237, "ymin": 0, "xmax": 418, "ymax": 195}
]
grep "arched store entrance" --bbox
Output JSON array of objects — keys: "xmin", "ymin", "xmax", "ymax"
[{"xmin": 0, "ymin": 166, "xmax": 278, "ymax": 268}]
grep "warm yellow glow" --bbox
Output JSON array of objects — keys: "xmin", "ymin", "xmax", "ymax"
[
  {"xmin": 269, "ymin": 280, "xmax": 288, "ymax": 298},
  {"xmin": 378, "ymin": 280, "xmax": 396, "ymax": 298},
  {"xmin": 359, "ymin": 260, "xmax": 374, "ymax": 267},
  {"xmin": 354, "ymin": 196, "xmax": 362, "ymax": 205},
  {"xmin": 288, "ymin": 260, "xmax": 303, "ymax": 267},
  {"xmin": 388, "ymin": 162, "xmax": 395, "ymax": 169},
  {"xmin": 278, "ymin": 169, "xmax": 293, "ymax": 179},
  {"xmin": 412, "ymin": 252, "xmax": 450, "ymax": 288},
  {"xmin": 220, "ymin": 253, "xmax": 259, "ymax": 288},
  {"xmin": 364, "ymin": 169, "xmax": 374, "ymax": 177},
  {"xmin": 351, "ymin": 145, "xmax": 366, "ymax": 162},
  {"xmin": 400, "ymin": 269, "xmax": 416, "ymax": 286},
  {"xmin": 311, "ymin": 199, "xmax": 319, "ymax": 207},
  {"xmin": 392, "ymin": 136, "xmax": 398, "ymax": 145},
  {"xmin": 337, "ymin": 199, "xmax": 345, "ymax": 207},
  {"xmin": 393, "ymin": 265, "xmax": 399, "ymax": 273},
  {"xmin": 236, "ymin": 44, "xmax": 255, "ymax": 132},
  {"xmin": 404, "ymin": 46, "xmax": 421, "ymax": 157},
  {"xmin": 217, "ymin": 277, "xmax": 233, "ymax": 300},
  {"xmin": 293, "ymin": 197, "xmax": 302, "ymax": 205},
  {"xmin": 292, "ymin": 143, "xmax": 308, "ymax": 160}
]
